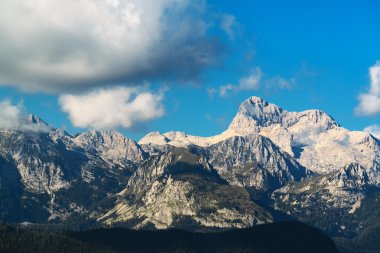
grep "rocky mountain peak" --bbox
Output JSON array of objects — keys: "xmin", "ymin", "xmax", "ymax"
[
  {"xmin": 73, "ymin": 129, "xmax": 145, "ymax": 166},
  {"xmin": 19, "ymin": 114, "xmax": 52, "ymax": 132},
  {"xmin": 228, "ymin": 97, "xmax": 339, "ymax": 135},
  {"xmin": 228, "ymin": 97, "xmax": 284, "ymax": 133},
  {"xmin": 137, "ymin": 96, "xmax": 361, "ymax": 175},
  {"xmin": 139, "ymin": 131, "xmax": 170, "ymax": 146},
  {"xmin": 75, "ymin": 130, "xmax": 130, "ymax": 148},
  {"xmin": 26, "ymin": 114, "xmax": 47, "ymax": 125}
]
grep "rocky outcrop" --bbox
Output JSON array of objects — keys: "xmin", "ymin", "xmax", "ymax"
[{"xmin": 99, "ymin": 148, "xmax": 273, "ymax": 229}]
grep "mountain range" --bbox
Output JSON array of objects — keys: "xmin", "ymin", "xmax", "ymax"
[{"xmin": 0, "ymin": 96, "xmax": 379, "ymax": 252}]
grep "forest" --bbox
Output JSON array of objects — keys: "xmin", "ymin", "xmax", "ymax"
[{"xmin": 0, "ymin": 221, "xmax": 340, "ymax": 253}]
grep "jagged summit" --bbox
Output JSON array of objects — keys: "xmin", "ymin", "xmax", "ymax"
[
  {"xmin": 74, "ymin": 129, "xmax": 145, "ymax": 166},
  {"xmin": 228, "ymin": 96, "xmax": 339, "ymax": 135},
  {"xmin": 139, "ymin": 96, "xmax": 340, "ymax": 146},
  {"xmin": 234, "ymin": 96, "xmax": 284, "ymax": 123},
  {"xmin": 139, "ymin": 96, "xmax": 378, "ymax": 174},
  {"xmin": 76, "ymin": 129, "xmax": 127, "ymax": 143},
  {"xmin": 74, "ymin": 129, "xmax": 137, "ymax": 147},
  {"xmin": 26, "ymin": 114, "xmax": 47, "ymax": 125},
  {"xmin": 19, "ymin": 114, "xmax": 52, "ymax": 132}
]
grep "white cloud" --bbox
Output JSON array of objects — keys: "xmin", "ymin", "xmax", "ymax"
[
  {"xmin": 355, "ymin": 62, "xmax": 380, "ymax": 116},
  {"xmin": 215, "ymin": 68, "xmax": 262, "ymax": 97},
  {"xmin": 266, "ymin": 77, "xmax": 295, "ymax": 90},
  {"xmin": 0, "ymin": 0, "xmax": 222, "ymax": 93},
  {"xmin": 0, "ymin": 100, "xmax": 50, "ymax": 132},
  {"xmin": 208, "ymin": 67, "xmax": 299, "ymax": 98},
  {"xmin": 364, "ymin": 125, "xmax": 380, "ymax": 139},
  {"xmin": 59, "ymin": 87, "xmax": 165, "ymax": 129},
  {"xmin": 219, "ymin": 84, "xmax": 236, "ymax": 97},
  {"xmin": 220, "ymin": 14, "xmax": 240, "ymax": 40},
  {"xmin": 239, "ymin": 68, "xmax": 262, "ymax": 90},
  {"xmin": 206, "ymin": 87, "xmax": 217, "ymax": 98}
]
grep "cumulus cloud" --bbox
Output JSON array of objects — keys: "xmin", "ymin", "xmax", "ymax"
[
  {"xmin": 0, "ymin": 100, "xmax": 50, "ymax": 132},
  {"xmin": 59, "ymin": 87, "xmax": 165, "ymax": 129},
  {"xmin": 0, "ymin": 0, "xmax": 223, "ymax": 93},
  {"xmin": 355, "ymin": 62, "xmax": 380, "ymax": 116},
  {"xmin": 364, "ymin": 125, "xmax": 380, "ymax": 139}
]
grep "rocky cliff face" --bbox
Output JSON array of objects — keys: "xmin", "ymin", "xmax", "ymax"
[
  {"xmin": 205, "ymin": 134, "xmax": 310, "ymax": 191},
  {"xmin": 272, "ymin": 162, "xmax": 380, "ymax": 213},
  {"xmin": 74, "ymin": 130, "xmax": 146, "ymax": 170},
  {"xmin": 99, "ymin": 148, "xmax": 273, "ymax": 229},
  {"xmin": 228, "ymin": 97, "xmax": 380, "ymax": 174},
  {"xmin": 0, "ymin": 119, "xmax": 146, "ymax": 223},
  {"xmin": 0, "ymin": 129, "xmax": 79, "ymax": 194}
]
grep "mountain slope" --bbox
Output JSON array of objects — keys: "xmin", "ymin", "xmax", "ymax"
[
  {"xmin": 205, "ymin": 134, "xmax": 310, "ymax": 191},
  {"xmin": 272, "ymin": 162, "xmax": 380, "ymax": 238},
  {"xmin": 0, "ymin": 121, "xmax": 145, "ymax": 224},
  {"xmin": 74, "ymin": 130, "xmax": 146, "ymax": 172},
  {"xmin": 99, "ymin": 148, "xmax": 273, "ymax": 229}
]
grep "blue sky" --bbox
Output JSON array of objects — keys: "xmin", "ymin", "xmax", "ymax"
[{"xmin": 0, "ymin": 0, "xmax": 380, "ymax": 140}]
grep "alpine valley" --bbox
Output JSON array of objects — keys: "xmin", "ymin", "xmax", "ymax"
[{"xmin": 1, "ymin": 96, "xmax": 379, "ymax": 252}]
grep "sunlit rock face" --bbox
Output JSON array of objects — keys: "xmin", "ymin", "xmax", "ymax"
[
  {"xmin": 141, "ymin": 96, "xmax": 380, "ymax": 175},
  {"xmin": 99, "ymin": 148, "xmax": 273, "ymax": 229}
]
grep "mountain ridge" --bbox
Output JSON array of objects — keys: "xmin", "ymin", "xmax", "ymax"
[
  {"xmin": 140, "ymin": 96, "xmax": 380, "ymax": 174},
  {"xmin": 0, "ymin": 95, "xmax": 379, "ymax": 252}
]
